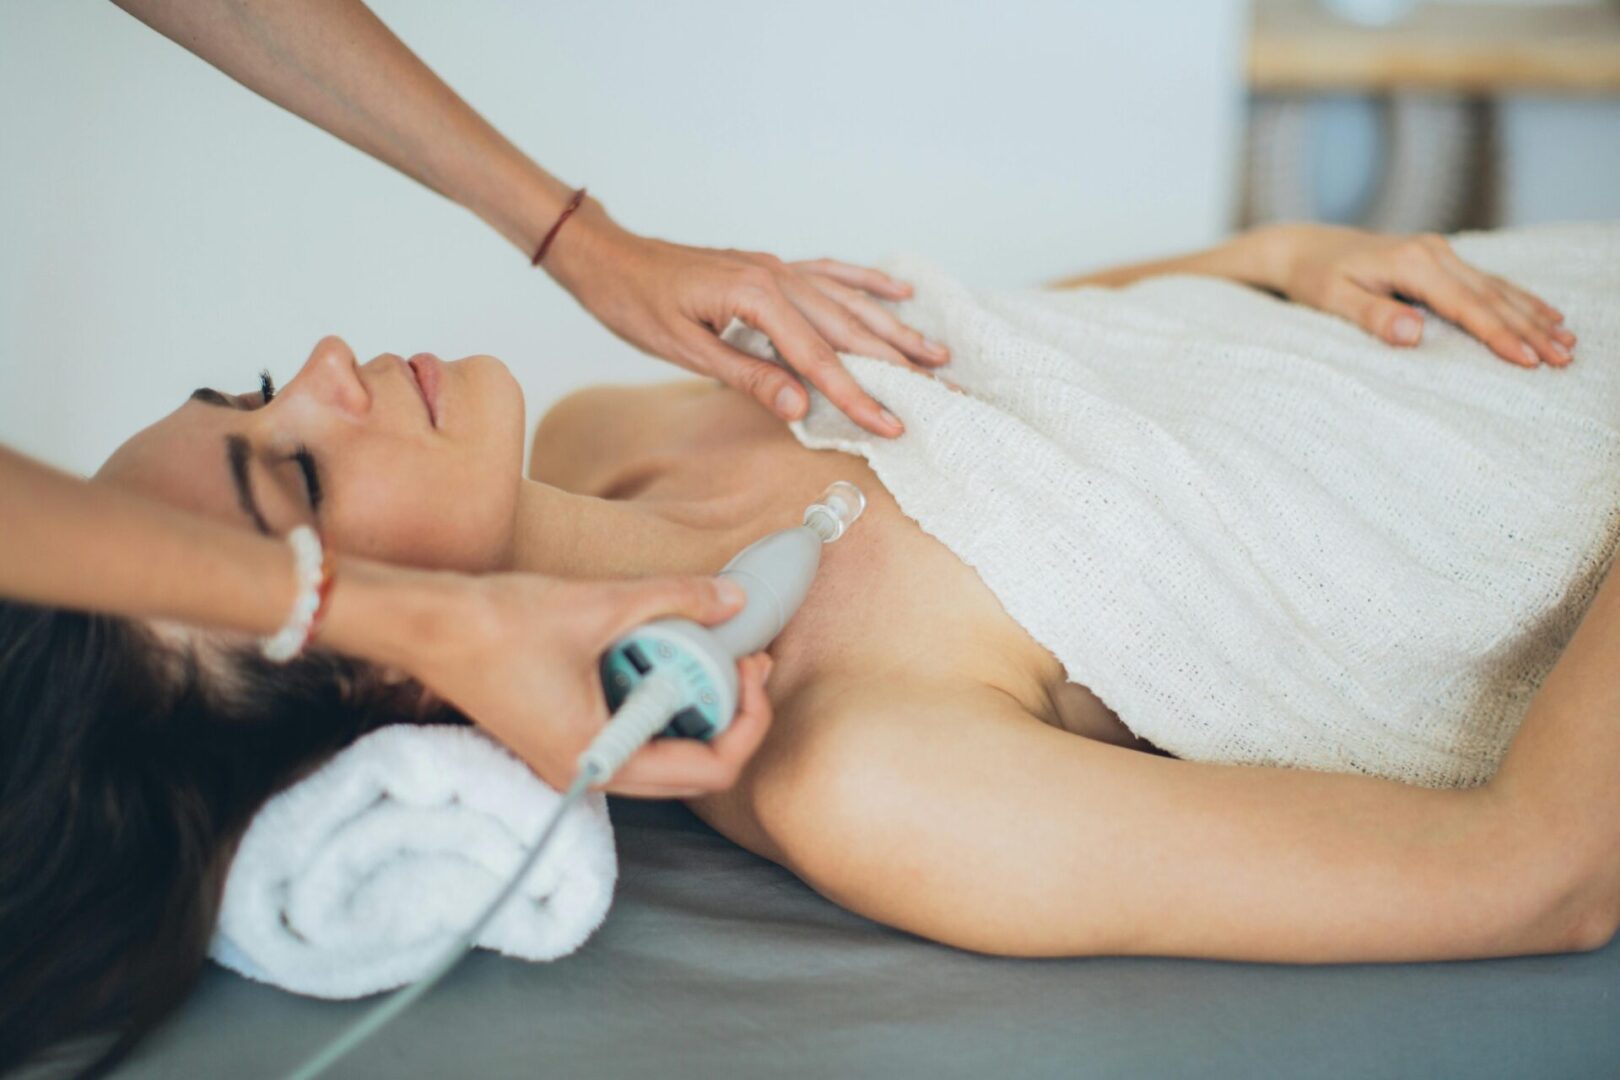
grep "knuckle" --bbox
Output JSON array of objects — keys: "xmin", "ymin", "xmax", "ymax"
[
  {"xmin": 1492, "ymin": 331, "xmax": 1523, "ymax": 355},
  {"xmin": 1320, "ymin": 278, "xmax": 1358, "ymax": 310},
  {"xmin": 838, "ymin": 312, "xmax": 870, "ymax": 341},
  {"xmin": 810, "ymin": 347, "xmax": 844, "ymax": 372},
  {"xmin": 742, "ymin": 363, "xmax": 785, "ymax": 400},
  {"xmin": 737, "ymin": 264, "xmax": 775, "ymax": 291},
  {"xmin": 1397, "ymin": 242, "xmax": 1434, "ymax": 269}
]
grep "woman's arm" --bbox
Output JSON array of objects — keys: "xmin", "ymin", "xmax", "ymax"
[
  {"xmin": 730, "ymin": 554, "xmax": 1620, "ymax": 961},
  {"xmin": 108, "ymin": 0, "xmax": 944, "ymax": 436},
  {"xmin": 1052, "ymin": 224, "xmax": 1576, "ymax": 369},
  {"xmin": 1050, "ymin": 228, "xmax": 1286, "ymax": 292}
]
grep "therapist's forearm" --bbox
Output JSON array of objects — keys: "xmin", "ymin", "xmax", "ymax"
[
  {"xmin": 1, "ymin": 443, "xmax": 296, "ymax": 632},
  {"xmin": 0, "ymin": 442, "xmax": 441, "ymax": 671},
  {"xmin": 110, "ymin": 0, "xmax": 580, "ymax": 261}
]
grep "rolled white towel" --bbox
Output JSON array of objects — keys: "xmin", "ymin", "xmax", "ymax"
[{"xmin": 209, "ymin": 724, "xmax": 616, "ymax": 999}]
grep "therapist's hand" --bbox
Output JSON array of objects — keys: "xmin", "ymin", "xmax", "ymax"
[
  {"xmin": 546, "ymin": 200, "xmax": 950, "ymax": 438},
  {"xmin": 400, "ymin": 571, "xmax": 775, "ymax": 798}
]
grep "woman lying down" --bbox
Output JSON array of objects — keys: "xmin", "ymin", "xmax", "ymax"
[{"xmin": 5, "ymin": 221, "xmax": 1619, "ymax": 1056}]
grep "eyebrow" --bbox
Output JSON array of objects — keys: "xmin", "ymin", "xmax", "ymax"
[
  {"xmin": 225, "ymin": 435, "xmax": 272, "ymax": 536},
  {"xmin": 191, "ymin": 387, "xmax": 242, "ymax": 409}
]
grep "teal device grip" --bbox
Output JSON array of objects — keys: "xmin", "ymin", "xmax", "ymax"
[{"xmin": 598, "ymin": 482, "xmax": 862, "ymax": 742}]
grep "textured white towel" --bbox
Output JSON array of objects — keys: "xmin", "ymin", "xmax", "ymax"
[
  {"xmin": 210, "ymin": 724, "xmax": 616, "ymax": 999},
  {"xmin": 748, "ymin": 223, "xmax": 1620, "ymax": 788}
]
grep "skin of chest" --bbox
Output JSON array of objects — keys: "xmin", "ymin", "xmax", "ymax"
[{"xmin": 528, "ymin": 379, "xmax": 1144, "ymax": 748}]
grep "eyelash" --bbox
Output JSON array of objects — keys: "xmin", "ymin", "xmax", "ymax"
[
  {"xmin": 259, "ymin": 370, "xmax": 277, "ymax": 404},
  {"xmin": 291, "ymin": 443, "xmax": 322, "ymax": 512}
]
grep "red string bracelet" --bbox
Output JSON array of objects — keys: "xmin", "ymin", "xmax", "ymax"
[{"xmin": 530, "ymin": 187, "xmax": 588, "ymax": 267}]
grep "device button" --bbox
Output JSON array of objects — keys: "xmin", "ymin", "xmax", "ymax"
[
  {"xmin": 623, "ymin": 643, "xmax": 652, "ymax": 675},
  {"xmin": 666, "ymin": 707, "xmax": 716, "ymax": 740}
]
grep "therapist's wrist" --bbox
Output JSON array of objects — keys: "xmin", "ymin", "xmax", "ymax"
[
  {"xmin": 539, "ymin": 196, "xmax": 634, "ymax": 299},
  {"xmin": 314, "ymin": 559, "xmax": 465, "ymax": 674}
]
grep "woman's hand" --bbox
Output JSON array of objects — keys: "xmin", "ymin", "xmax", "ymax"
[
  {"xmin": 546, "ymin": 201, "xmax": 950, "ymax": 437},
  {"xmin": 391, "ymin": 570, "xmax": 774, "ymax": 799},
  {"xmin": 1256, "ymin": 223, "xmax": 1576, "ymax": 368}
]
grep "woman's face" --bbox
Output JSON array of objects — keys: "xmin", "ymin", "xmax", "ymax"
[{"xmin": 96, "ymin": 336, "xmax": 527, "ymax": 571}]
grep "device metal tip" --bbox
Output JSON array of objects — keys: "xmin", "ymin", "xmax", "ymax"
[{"xmin": 804, "ymin": 481, "xmax": 866, "ymax": 542}]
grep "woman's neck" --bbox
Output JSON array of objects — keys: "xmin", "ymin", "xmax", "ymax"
[{"xmin": 509, "ymin": 479, "xmax": 721, "ymax": 580}]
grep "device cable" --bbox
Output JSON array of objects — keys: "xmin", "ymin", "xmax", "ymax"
[{"xmin": 281, "ymin": 670, "xmax": 683, "ymax": 1080}]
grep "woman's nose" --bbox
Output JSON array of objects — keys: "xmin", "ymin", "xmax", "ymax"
[{"xmin": 283, "ymin": 335, "xmax": 371, "ymax": 418}]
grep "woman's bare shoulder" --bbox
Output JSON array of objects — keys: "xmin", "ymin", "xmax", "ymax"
[{"xmin": 527, "ymin": 378, "xmax": 713, "ymax": 492}]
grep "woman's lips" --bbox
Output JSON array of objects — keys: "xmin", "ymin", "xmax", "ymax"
[{"xmin": 406, "ymin": 353, "xmax": 442, "ymax": 428}]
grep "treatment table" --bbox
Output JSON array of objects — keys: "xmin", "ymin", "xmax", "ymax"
[{"xmin": 112, "ymin": 798, "xmax": 1620, "ymax": 1078}]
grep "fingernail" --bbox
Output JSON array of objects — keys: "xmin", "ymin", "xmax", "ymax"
[
  {"xmin": 1549, "ymin": 340, "xmax": 1571, "ymax": 363},
  {"xmin": 1392, "ymin": 314, "xmax": 1422, "ymax": 345},
  {"xmin": 924, "ymin": 338, "xmax": 949, "ymax": 361},
  {"xmin": 717, "ymin": 580, "xmax": 746, "ymax": 606},
  {"xmin": 774, "ymin": 385, "xmax": 804, "ymax": 419},
  {"xmin": 879, "ymin": 407, "xmax": 903, "ymax": 433},
  {"xmin": 1520, "ymin": 342, "xmax": 1539, "ymax": 367}
]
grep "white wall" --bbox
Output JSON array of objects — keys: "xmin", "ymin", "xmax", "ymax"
[{"xmin": 0, "ymin": 1, "xmax": 1247, "ymax": 475}]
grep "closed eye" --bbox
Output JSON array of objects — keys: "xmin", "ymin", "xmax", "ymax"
[{"xmin": 291, "ymin": 444, "xmax": 322, "ymax": 512}]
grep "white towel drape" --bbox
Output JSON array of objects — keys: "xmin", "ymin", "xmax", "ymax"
[{"xmin": 743, "ymin": 223, "xmax": 1620, "ymax": 788}]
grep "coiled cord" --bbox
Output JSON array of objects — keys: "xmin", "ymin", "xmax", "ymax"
[{"xmin": 577, "ymin": 669, "xmax": 686, "ymax": 778}]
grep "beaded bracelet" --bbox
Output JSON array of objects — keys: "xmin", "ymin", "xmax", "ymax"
[
  {"xmin": 261, "ymin": 525, "xmax": 336, "ymax": 663},
  {"xmin": 530, "ymin": 187, "xmax": 588, "ymax": 267}
]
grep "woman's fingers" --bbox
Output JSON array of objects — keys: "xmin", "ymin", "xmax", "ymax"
[
  {"xmin": 1329, "ymin": 280, "xmax": 1426, "ymax": 347},
  {"xmin": 601, "ymin": 653, "xmax": 775, "ymax": 797},
  {"xmin": 775, "ymin": 273, "xmax": 915, "ymax": 368},
  {"xmin": 803, "ymin": 274, "xmax": 950, "ymax": 367},
  {"xmin": 1384, "ymin": 253, "xmax": 1538, "ymax": 368},
  {"xmin": 1485, "ymin": 274, "xmax": 1575, "ymax": 347},
  {"xmin": 1483, "ymin": 284, "xmax": 1572, "ymax": 366},
  {"xmin": 679, "ymin": 326, "xmax": 811, "ymax": 423},
  {"xmin": 728, "ymin": 278, "xmax": 903, "ymax": 436},
  {"xmin": 1421, "ymin": 243, "xmax": 1574, "ymax": 365},
  {"xmin": 789, "ymin": 258, "xmax": 914, "ymax": 300}
]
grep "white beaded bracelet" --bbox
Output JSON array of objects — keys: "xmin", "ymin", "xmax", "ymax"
[{"xmin": 261, "ymin": 525, "xmax": 332, "ymax": 663}]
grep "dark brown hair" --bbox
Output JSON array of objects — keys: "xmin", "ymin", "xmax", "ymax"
[{"xmin": 0, "ymin": 599, "xmax": 458, "ymax": 1077}]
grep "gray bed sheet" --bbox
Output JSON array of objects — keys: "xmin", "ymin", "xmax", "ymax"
[{"xmin": 107, "ymin": 797, "xmax": 1620, "ymax": 1079}]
